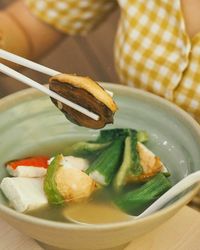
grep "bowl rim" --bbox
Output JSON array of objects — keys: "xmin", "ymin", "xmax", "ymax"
[{"xmin": 0, "ymin": 83, "xmax": 200, "ymax": 230}]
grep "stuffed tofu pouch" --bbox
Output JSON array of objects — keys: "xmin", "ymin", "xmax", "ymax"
[
  {"xmin": 44, "ymin": 154, "xmax": 97, "ymax": 204},
  {"xmin": 49, "ymin": 74, "xmax": 118, "ymax": 129},
  {"xmin": 113, "ymin": 130, "xmax": 169, "ymax": 191}
]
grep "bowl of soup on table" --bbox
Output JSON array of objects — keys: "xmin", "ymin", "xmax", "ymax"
[{"xmin": 0, "ymin": 83, "xmax": 200, "ymax": 250}]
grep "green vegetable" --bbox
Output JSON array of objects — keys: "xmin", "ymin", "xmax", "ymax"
[
  {"xmin": 44, "ymin": 154, "xmax": 64, "ymax": 205},
  {"xmin": 96, "ymin": 128, "xmax": 148, "ymax": 143},
  {"xmin": 113, "ymin": 130, "xmax": 144, "ymax": 191},
  {"xmin": 163, "ymin": 172, "xmax": 171, "ymax": 177},
  {"xmin": 113, "ymin": 136, "xmax": 132, "ymax": 191},
  {"xmin": 137, "ymin": 131, "xmax": 148, "ymax": 143},
  {"xmin": 64, "ymin": 129, "xmax": 147, "ymax": 158},
  {"xmin": 64, "ymin": 141, "xmax": 111, "ymax": 157},
  {"xmin": 86, "ymin": 138, "xmax": 124, "ymax": 186},
  {"xmin": 114, "ymin": 173, "xmax": 172, "ymax": 215},
  {"xmin": 129, "ymin": 130, "xmax": 143, "ymax": 175},
  {"xmin": 96, "ymin": 129, "xmax": 130, "ymax": 143}
]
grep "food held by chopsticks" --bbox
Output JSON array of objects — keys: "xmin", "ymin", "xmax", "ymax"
[
  {"xmin": 49, "ymin": 74, "xmax": 118, "ymax": 129},
  {"xmin": 0, "ymin": 49, "xmax": 118, "ymax": 128}
]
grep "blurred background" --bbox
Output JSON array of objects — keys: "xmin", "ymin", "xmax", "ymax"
[{"xmin": 0, "ymin": 0, "xmax": 119, "ymax": 97}]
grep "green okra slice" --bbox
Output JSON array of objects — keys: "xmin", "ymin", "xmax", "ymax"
[
  {"xmin": 64, "ymin": 129, "xmax": 147, "ymax": 158},
  {"xmin": 129, "ymin": 130, "xmax": 143, "ymax": 175},
  {"xmin": 137, "ymin": 130, "xmax": 148, "ymax": 143},
  {"xmin": 64, "ymin": 141, "xmax": 111, "ymax": 157},
  {"xmin": 113, "ymin": 130, "xmax": 145, "ymax": 191},
  {"xmin": 114, "ymin": 173, "xmax": 172, "ymax": 216},
  {"xmin": 86, "ymin": 138, "xmax": 124, "ymax": 186},
  {"xmin": 44, "ymin": 154, "xmax": 65, "ymax": 205},
  {"xmin": 96, "ymin": 129, "xmax": 130, "ymax": 143},
  {"xmin": 96, "ymin": 128, "xmax": 148, "ymax": 143},
  {"xmin": 113, "ymin": 136, "xmax": 132, "ymax": 191}
]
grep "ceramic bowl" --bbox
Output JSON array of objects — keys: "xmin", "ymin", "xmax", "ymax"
[{"xmin": 0, "ymin": 83, "xmax": 200, "ymax": 250}]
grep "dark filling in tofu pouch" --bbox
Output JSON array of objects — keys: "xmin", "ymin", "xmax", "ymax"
[{"xmin": 49, "ymin": 79, "xmax": 114, "ymax": 129}]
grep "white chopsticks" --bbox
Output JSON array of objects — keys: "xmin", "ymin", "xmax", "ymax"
[
  {"xmin": 0, "ymin": 49, "xmax": 60, "ymax": 76},
  {"xmin": 0, "ymin": 49, "xmax": 99, "ymax": 121}
]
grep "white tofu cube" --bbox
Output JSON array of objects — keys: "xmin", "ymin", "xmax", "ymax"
[{"xmin": 0, "ymin": 177, "xmax": 48, "ymax": 212}]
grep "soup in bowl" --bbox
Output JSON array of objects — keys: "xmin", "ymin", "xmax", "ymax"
[{"xmin": 0, "ymin": 83, "xmax": 200, "ymax": 250}]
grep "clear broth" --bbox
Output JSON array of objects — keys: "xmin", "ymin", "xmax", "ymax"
[
  {"xmin": 28, "ymin": 189, "xmax": 130, "ymax": 224},
  {"xmin": 26, "ymin": 141, "xmax": 130, "ymax": 224}
]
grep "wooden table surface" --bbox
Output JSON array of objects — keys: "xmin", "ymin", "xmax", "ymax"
[
  {"xmin": 0, "ymin": 206, "xmax": 199, "ymax": 250},
  {"xmin": 126, "ymin": 206, "xmax": 200, "ymax": 250}
]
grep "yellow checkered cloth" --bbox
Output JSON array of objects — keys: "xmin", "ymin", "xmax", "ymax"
[
  {"xmin": 24, "ymin": 0, "xmax": 200, "ymax": 120},
  {"xmin": 24, "ymin": 0, "xmax": 116, "ymax": 35}
]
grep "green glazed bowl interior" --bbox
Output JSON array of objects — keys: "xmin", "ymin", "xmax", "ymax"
[{"xmin": 0, "ymin": 83, "xmax": 200, "ymax": 224}]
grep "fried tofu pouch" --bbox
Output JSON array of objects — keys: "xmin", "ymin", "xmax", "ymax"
[
  {"xmin": 44, "ymin": 154, "xmax": 97, "ymax": 205},
  {"xmin": 49, "ymin": 74, "xmax": 118, "ymax": 129},
  {"xmin": 113, "ymin": 130, "xmax": 169, "ymax": 191}
]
